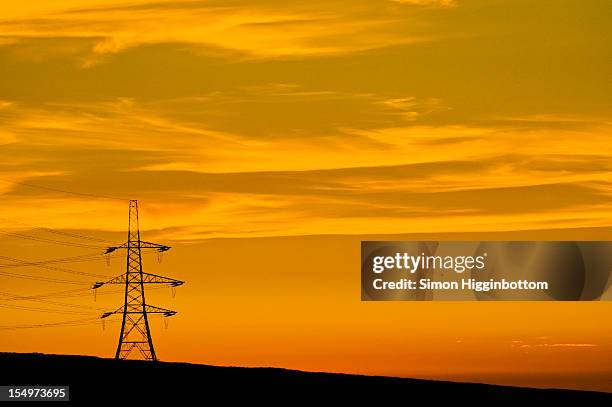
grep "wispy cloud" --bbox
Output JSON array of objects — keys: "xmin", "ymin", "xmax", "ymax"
[
  {"xmin": 1, "ymin": 94, "xmax": 611, "ymax": 239},
  {"xmin": 513, "ymin": 340, "xmax": 598, "ymax": 349},
  {"xmin": 0, "ymin": 0, "xmax": 451, "ymax": 61},
  {"xmin": 392, "ymin": 0, "xmax": 455, "ymax": 6},
  {"xmin": 0, "ymin": 1, "xmax": 610, "ymax": 240},
  {"xmin": 521, "ymin": 343, "xmax": 597, "ymax": 348}
]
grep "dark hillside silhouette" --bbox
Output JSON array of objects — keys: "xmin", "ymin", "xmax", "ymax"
[{"xmin": 1, "ymin": 352, "xmax": 609, "ymax": 403}]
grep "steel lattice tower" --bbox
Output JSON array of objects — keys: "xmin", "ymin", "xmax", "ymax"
[{"xmin": 93, "ymin": 200, "xmax": 184, "ymax": 361}]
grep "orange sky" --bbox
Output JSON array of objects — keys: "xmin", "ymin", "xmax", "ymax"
[{"xmin": 0, "ymin": 0, "xmax": 611, "ymax": 393}]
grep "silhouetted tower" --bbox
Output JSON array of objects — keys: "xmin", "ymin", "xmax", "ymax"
[{"xmin": 93, "ymin": 200, "xmax": 184, "ymax": 361}]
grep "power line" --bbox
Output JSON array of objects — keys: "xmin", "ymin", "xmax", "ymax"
[
  {"xmin": 0, "ymin": 253, "xmax": 121, "ymax": 268},
  {"xmin": 0, "ymin": 270, "xmax": 92, "ymax": 285},
  {"xmin": 0, "ymin": 284, "xmax": 170, "ymax": 301},
  {"xmin": 0, "ymin": 216, "xmax": 120, "ymax": 244},
  {"xmin": 0, "ymin": 177, "xmax": 128, "ymax": 202},
  {"xmin": 0, "ymin": 314, "xmax": 165, "ymax": 331},
  {"xmin": 0, "ymin": 291, "xmax": 105, "ymax": 311},
  {"xmin": 0, "ymin": 287, "xmax": 88, "ymax": 300},
  {"xmin": 0, "ymin": 317, "xmax": 105, "ymax": 331},
  {"xmin": 6, "ymin": 287, "xmax": 116, "ymax": 299},
  {"xmin": 0, "ymin": 250, "xmax": 159, "ymax": 270},
  {"xmin": 0, "ymin": 230, "xmax": 105, "ymax": 250},
  {"xmin": 31, "ymin": 285, "xmax": 168, "ymax": 298},
  {"xmin": 0, "ymin": 255, "xmax": 110, "ymax": 279},
  {"xmin": 0, "ymin": 303, "xmax": 96, "ymax": 316}
]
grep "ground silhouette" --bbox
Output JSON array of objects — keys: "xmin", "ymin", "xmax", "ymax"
[{"xmin": 1, "ymin": 352, "xmax": 609, "ymax": 403}]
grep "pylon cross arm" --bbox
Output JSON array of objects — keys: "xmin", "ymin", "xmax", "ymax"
[
  {"xmin": 144, "ymin": 304, "xmax": 177, "ymax": 316},
  {"xmin": 92, "ymin": 272, "xmax": 184, "ymax": 289},
  {"xmin": 105, "ymin": 240, "xmax": 171, "ymax": 254},
  {"xmin": 101, "ymin": 304, "xmax": 177, "ymax": 319}
]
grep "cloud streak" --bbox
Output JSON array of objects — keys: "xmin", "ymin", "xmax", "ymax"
[
  {"xmin": 1, "ymin": 94, "xmax": 611, "ymax": 239},
  {"xmin": 0, "ymin": 0, "xmax": 450, "ymax": 61}
]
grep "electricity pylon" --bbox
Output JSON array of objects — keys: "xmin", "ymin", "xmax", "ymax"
[{"xmin": 93, "ymin": 200, "xmax": 184, "ymax": 361}]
